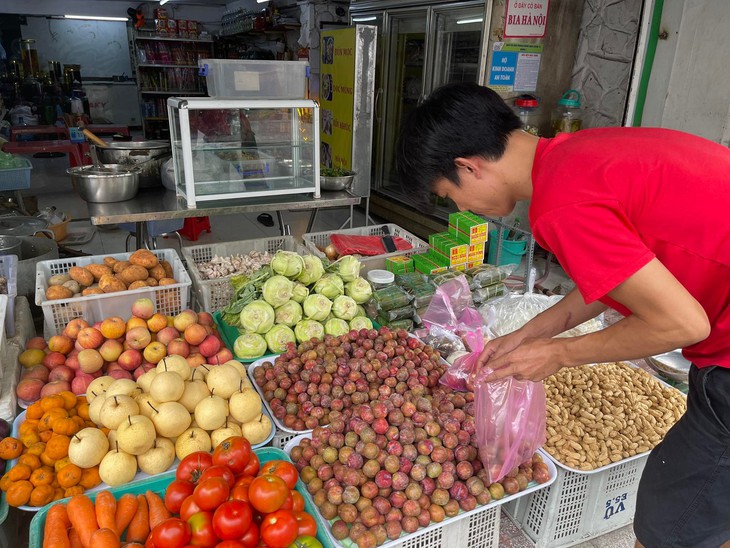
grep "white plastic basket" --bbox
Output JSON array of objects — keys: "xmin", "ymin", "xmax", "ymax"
[
  {"xmin": 36, "ymin": 249, "xmax": 191, "ymax": 336},
  {"xmin": 182, "ymin": 236, "xmax": 300, "ymax": 313},
  {"xmin": 0, "ymin": 255, "xmax": 18, "ymax": 337},
  {"xmin": 505, "ymin": 454, "xmax": 648, "ymax": 547},
  {"xmin": 302, "ymin": 224, "xmax": 429, "ymax": 274}
]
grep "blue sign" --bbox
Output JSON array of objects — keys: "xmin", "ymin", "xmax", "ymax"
[{"xmin": 489, "ymin": 51, "xmax": 518, "ymax": 87}]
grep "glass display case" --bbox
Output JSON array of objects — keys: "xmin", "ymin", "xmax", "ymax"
[{"xmin": 168, "ymin": 98, "xmax": 320, "ymax": 207}]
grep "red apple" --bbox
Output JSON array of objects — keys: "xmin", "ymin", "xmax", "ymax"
[
  {"xmin": 42, "ymin": 351, "xmax": 67, "ymax": 370},
  {"xmin": 16, "ymin": 378, "xmax": 45, "ymax": 403},
  {"xmin": 106, "ymin": 362, "xmax": 123, "ymax": 373},
  {"xmin": 198, "ymin": 334, "xmax": 221, "ymax": 358},
  {"xmin": 41, "ymin": 380, "xmax": 71, "ymax": 398},
  {"xmin": 208, "ymin": 348, "xmax": 234, "ymax": 366},
  {"xmin": 143, "ymin": 341, "xmax": 167, "ymax": 364},
  {"xmin": 197, "ymin": 312, "xmax": 214, "ymax": 327},
  {"xmin": 155, "ymin": 326, "xmax": 180, "ymax": 346},
  {"xmin": 131, "ymin": 298, "xmax": 155, "ymax": 320},
  {"xmin": 78, "ymin": 348, "xmax": 104, "ymax": 373},
  {"xmin": 77, "ymin": 327, "xmax": 104, "ymax": 349},
  {"xmin": 109, "ymin": 369, "xmax": 133, "ymax": 380},
  {"xmin": 184, "ymin": 324, "xmax": 207, "ymax": 346},
  {"xmin": 21, "ymin": 365, "xmax": 50, "ymax": 382},
  {"xmin": 99, "ymin": 339, "xmax": 124, "ymax": 363},
  {"xmin": 133, "ymin": 366, "xmax": 147, "ymax": 380},
  {"xmin": 173, "ymin": 310, "xmax": 198, "ymax": 332},
  {"xmin": 49, "ymin": 365, "xmax": 75, "ymax": 383},
  {"xmin": 64, "ymin": 353, "xmax": 80, "ymax": 371},
  {"xmin": 126, "ymin": 327, "xmax": 152, "ymax": 350},
  {"xmin": 100, "ymin": 316, "xmax": 126, "ymax": 339},
  {"xmin": 71, "ymin": 374, "xmax": 95, "ymax": 395},
  {"xmin": 147, "ymin": 313, "xmax": 168, "ymax": 333},
  {"xmin": 26, "ymin": 336, "xmax": 48, "ymax": 351},
  {"xmin": 118, "ymin": 349, "xmax": 143, "ymax": 371},
  {"xmin": 186, "ymin": 353, "xmax": 206, "ymax": 368},
  {"xmin": 62, "ymin": 319, "xmax": 89, "ymax": 340},
  {"xmin": 48, "ymin": 335, "xmax": 74, "ymax": 355},
  {"xmin": 167, "ymin": 337, "xmax": 190, "ymax": 358}
]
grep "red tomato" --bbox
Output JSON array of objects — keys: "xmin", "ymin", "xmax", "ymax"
[
  {"xmin": 200, "ymin": 464, "xmax": 235, "ymax": 486},
  {"xmin": 290, "ymin": 491, "xmax": 305, "ymax": 513},
  {"xmin": 294, "ymin": 512, "xmax": 317, "ymax": 537},
  {"xmin": 230, "ymin": 482, "xmax": 252, "ymax": 504},
  {"xmin": 194, "ymin": 477, "xmax": 231, "ymax": 511},
  {"xmin": 165, "ymin": 479, "xmax": 195, "ymax": 514},
  {"xmin": 257, "ymin": 460, "xmax": 298, "ymax": 490},
  {"xmin": 280, "ymin": 491, "xmax": 294, "ymax": 511},
  {"xmin": 212, "ymin": 500, "xmax": 253, "ymax": 540},
  {"xmin": 248, "ymin": 474, "xmax": 289, "ymax": 514},
  {"xmin": 212, "ymin": 436, "xmax": 251, "ymax": 474},
  {"xmin": 239, "ymin": 521, "xmax": 259, "ymax": 548},
  {"xmin": 234, "ymin": 474, "xmax": 254, "ymax": 489},
  {"xmin": 177, "ymin": 451, "xmax": 214, "ymax": 485},
  {"xmin": 260, "ymin": 510, "xmax": 299, "ymax": 548},
  {"xmin": 151, "ymin": 518, "xmax": 192, "ymax": 548},
  {"xmin": 180, "ymin": 495, "xmax": 203, "ymax": 522},
  {"xmin": 187, "ymin": 511, "xmax": 218, "ymax": 548},
  {"xmin": 215, "ymin": 542, "xmax": 246, "ymax": 548},
  {"xmin": 241, "ymin": 451, "xmax": 260, "ymax": 477}
]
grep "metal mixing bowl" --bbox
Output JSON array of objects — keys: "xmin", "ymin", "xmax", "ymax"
[
  {"xmin": 646, "ymin": 350, "xmax": 691, "ymax": 383},
  {"xmin": 67, "ymin": 164, "xmax": 140, "ymax": 203},
  {"xmin": 96, "ymin": 140, "xmax": 171, "ymax": 188},
  {"xmin": 321, "ymin": 173, "xmax": 355, "ymax": 191}
]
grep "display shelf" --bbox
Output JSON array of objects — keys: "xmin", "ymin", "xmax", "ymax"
[
  {"xmin": 140, "ymin": 90, "xmax": 207, "ymax": 95},
  {"xmin": 134, "ymin": 34, "xmax": 213, "ymax": 43},
  {"xmin": 138, "ymin": 63, "xmax": 200, "ymax": 68}
]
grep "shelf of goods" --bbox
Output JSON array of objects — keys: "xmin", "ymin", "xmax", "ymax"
[
  {"xmin": 505, "ymin": 362, "xmax": 688, "ymax": 546},
  {"xmin": 26, "ymin": 447, "xmax": 331, "ymax": 548},
  {"xmin": 303, "ymin": 224, "xmax": 429, "ymax": 274},
  {"xmin": 131, "ymin": 31, "xmax": 214, "ymax": 139},
  {"xmin": 35, "ymin": 249, "xmax": 191, "ymax": 337}
]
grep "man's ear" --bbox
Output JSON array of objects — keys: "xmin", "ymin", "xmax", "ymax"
[{"xmin": 454, "ymin": 157, "xmax": 480, "ymax": 176}]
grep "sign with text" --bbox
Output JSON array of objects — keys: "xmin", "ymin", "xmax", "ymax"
[
  {"xmin": 319, "ymin": 28, "xmax": 356, "ymax": 170},
  {"xmin": 488, "ymin": 51, "xmax": 518, "ymax": 88},
  {"xmin": 504, "ymin": 0, "xmax": 550, "ymax": 38}
]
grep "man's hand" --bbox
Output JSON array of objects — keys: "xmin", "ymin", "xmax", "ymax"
[{"xmin": 473, "ymin": 337, "xmax": 564, "ymax": 385}]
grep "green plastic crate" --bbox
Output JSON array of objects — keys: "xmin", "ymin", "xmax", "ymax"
[{"xmin": 27, "ymin": 447, "xmax": 333, "ymax": 548}]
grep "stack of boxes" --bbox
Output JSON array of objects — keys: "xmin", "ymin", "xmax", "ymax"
[
  {"xmin": 385, "ymin": 256, "xmax": 414, "ymax": 274},
  {"xmin": 154, "ymin": 8, "xmax": 200, "ymax": 38},
  {"xmin": 412, "ymin": 212, "xmax": 488, "ymax": 275}
]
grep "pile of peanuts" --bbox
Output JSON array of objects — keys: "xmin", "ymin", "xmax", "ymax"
[{"xmin": 543, "ymin": 362, "xmax": 687, "ymax": 471}]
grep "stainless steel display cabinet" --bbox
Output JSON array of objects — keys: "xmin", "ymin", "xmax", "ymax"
[{"xmin": 168, "ymin": 98, "xmax": 320, "ymax": 207}]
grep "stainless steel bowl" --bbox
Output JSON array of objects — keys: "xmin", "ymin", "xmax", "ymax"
[
  {"xmin": 0, "ymin": 235, "xmax": 22, "ymax": 257},
  {"xmin": 96, "ymin": 140, "xmax": 171, "ymax": 188},
  {"xmin": 67, "ymin": 164, "xmax": 140, "ymax": 203},
  {"xmin": 646, "ymin": 350, "xmax": 691, "ymax": 383},
  {"xmin": 321, "ymin": 173, "xmax": 355, "ymax": 191}
]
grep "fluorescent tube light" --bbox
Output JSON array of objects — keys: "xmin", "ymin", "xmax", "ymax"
[
  {"xmin": 352, "ymin": 16, "xmax": 377, "ymax": 22},
  {"xmin": 257, "ymin": 0, "xmax": 269, "ymax": 3},
  {"xmin": 159, "ymin": 0, "xmax": 171, "ymax": 5},
  {"xmin": 456, "ymin": 17, "xmax": 483, "ymax": 25},
  {"xmin": 65, "ymin": 15, "xmax": 129, "ymax": 21}
]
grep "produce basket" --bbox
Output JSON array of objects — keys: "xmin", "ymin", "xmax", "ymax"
[
  {"xmin": 0, "ymin": 254, "xmax": 17, "ymax": 337},
  {"xmin": 0, "ymin": 157, "xmax": 32, "ymax": 190},
  {"xmin": 284, "ymin": 433, "xmax": 558, "ymax": 548},
  {"xmin": 303, "ymin": 224, "xmax": 428, "ymax": 274},
  {"xmin": 214, "ymin": 310, "xmax": 277, "ymax": 364},
  {"xmin": 182, "ymin": 235, "xmax": 301, "ymax": 313},
  {"xmin": 0, "ymin": 296, "xmax": 7, "ymax": 380},
  {"xmin": 27, "ymin": 447, "xmax": 334, "ymax": 548},
  {"xmin": 36, "ymin": 249, "xmax": 191, "ymax": 336}
]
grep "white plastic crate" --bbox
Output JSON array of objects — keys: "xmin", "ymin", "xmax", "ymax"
[
  {"xmin": 302, "ymin": 224, "xmax": 429, "ymax": 273},
  {"xmin": 0, "ymin": 255, "xmax": 17, "ymax": 337},
  {"xmin": 182, "ymin": 236, "xmax": 300, "ymax": 313},
  {"xmin": 36, "ymin": 249, "xmax": 191, "ymax": 336},
  {"xmin": 198, "ymin": 59, "xmax": 309, "ymax": 99},
  {"xmin": 271, "ymin": 430, "xmax": 298, "ymax": 450},
  {"xmin": 505, "ymin": 454, "xmax": 648, "ymax": 547}
]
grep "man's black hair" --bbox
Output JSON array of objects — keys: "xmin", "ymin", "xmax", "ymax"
[{"xmin": 396, "ymin": 83, "xmax": 522, "ymax": 206}]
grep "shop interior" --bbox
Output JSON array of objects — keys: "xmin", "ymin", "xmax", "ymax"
[{"xmin": 0, "ymin": 0, "xmax": 727, "ymax": 546}]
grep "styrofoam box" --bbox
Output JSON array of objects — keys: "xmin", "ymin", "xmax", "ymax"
[
  {"xmin": 182, "ymin": 236, "xmax": 300, "ymax": 313},
  {"xmin": 0, "ymin": 255, "xmax": 17, "ymax": 337},
  {"xmin": 199, "ymin": 59, "xmax": 309, "ymax": 99},
  {"xmin": 36, "ymin": 249, "xmax": 191, "ymax": 336},
  {"xmin": 505, "ymin": 454, "xmax": 648, "ymax": 547},
  {"xmin": 302, "ymin": 224, "xmax": 429, "ymax": 274}
]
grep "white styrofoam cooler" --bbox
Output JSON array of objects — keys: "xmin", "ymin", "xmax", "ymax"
[
  {"xmin": 198, "ymin": 59, "xmax": 309, "ymax": 99},
  {"xmin": 0, "ymin": 255, "xmax": 17, "ymax": 337}
]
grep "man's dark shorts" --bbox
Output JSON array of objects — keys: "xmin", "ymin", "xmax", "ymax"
[{"xmin": 634, "ymin": 364, "xmax": 730, "ymax": 547}]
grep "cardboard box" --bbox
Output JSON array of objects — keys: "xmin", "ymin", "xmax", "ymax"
[
  {"xmin": 154, "ymin": 8, "xmax": 168, "ymax": 19},
  {"xmin": 412, "ymin": 252, "xmax": 448, "ymax": 275},
  {"xmin": 468, "ymin": 243, "xmax": 485, "ymax": 261},
  {"xmin": 386, "ymin": 256, "xmax": 414, "ymax": 274},
  {"xmin": 429, "ymin": 232, "xmax": 468, "ymax": 267},
  {"xmin": 448, "ymin": 211, "xmax": 488, "ymax": 245}
]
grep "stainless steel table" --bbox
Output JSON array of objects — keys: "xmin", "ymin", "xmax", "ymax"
[{"xmin": 86, "ymin": 188, "xmax": 361, "ymax": 249}]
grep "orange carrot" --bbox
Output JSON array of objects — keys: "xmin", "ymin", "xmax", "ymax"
[
  {"xmin": 95, "ymin": 491, "xmax": 117, "ymax": 533},
  {"xmin": 89, "ymin": 528, "xmax": 120, "ymax": 548},
  {"xmin": 68, "ymin": 529, "xmax": 83, "ymax": 548},
  {"xmin": 114, "ymin": 493, "xmax": 139, "ymax": 536},
  {"xmin": 67, "ymin": 494, "xmax": 99, "ymax": 548},
  {"xmin": 125, "ymin": 494, "xmax": 149, "ymax": 543},
  {"xmin": 145, "ymin": 490, "xmax": 171, "ymax": 530},
  {"xmin": 43, "ymin": 504, "xmax": 71, "ymax": 548}
]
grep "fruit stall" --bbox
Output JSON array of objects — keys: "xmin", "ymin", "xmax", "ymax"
[{"xmin": 0, "ymin": 218, "xmax": 687, "ymax": 548}]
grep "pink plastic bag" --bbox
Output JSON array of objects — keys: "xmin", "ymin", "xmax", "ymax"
[{"xmin": 424, "ymin": 277, "xmax": 547, "ymax": 484}]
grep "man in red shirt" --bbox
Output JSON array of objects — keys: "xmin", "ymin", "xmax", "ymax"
[{"xmin": 397, "ymin": 82, "xmax": 730, "ymax": 548}]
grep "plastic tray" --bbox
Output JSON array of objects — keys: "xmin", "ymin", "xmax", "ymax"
[
  {"xmin": 27, "ymin": 447, "xmax": 334, "ymax": 548},
  {"xmin": 214, "ymin": 310, "xmax": 277, "ymax": 364},
  {"xmin": 36, "ymin": 248, "xmax": 192, "ymax": 336},
  {"xmin": 302, "ymin": 224, "xmax": 429, "ymax": 274},
  {"xmin": 0, "ymin": 157, "xmax": 32, "ymax": 190},
  {"xmin": 0, "ymin": 254, "xmax": 17, "ymax": 337},
  {"xmin": 182, "ymin": 235, "xmax": 300, "ymax": 313},
  {"xmin": 284, "ymin": 433, "xmax": 556, "ymax": 548},
  {"xmin": 248, "ymin": 357, "xmax": 313, "ymax": 439}
]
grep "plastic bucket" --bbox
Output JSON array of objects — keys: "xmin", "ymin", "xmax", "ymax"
[{"xmin": 487, "ymin": 229, "xmax": 527, "ymax": 266}]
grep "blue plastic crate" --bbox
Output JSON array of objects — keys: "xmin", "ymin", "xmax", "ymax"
[{"xmin": 0, "ymin": 158, "xmax": 32, "ymax": 191}]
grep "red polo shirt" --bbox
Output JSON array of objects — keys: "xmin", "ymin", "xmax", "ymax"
[{"xmin": 529, "ymin": 127, "xmax": 730, "ymax": 368}]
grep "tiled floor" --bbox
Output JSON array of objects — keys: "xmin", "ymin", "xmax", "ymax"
[{"xmin": 2, "ymin": 150, "xmax": 639, "ymax": 547}]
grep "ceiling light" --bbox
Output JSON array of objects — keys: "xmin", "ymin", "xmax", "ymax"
[
  {"xmin": 256, "ymin": 0, "xmax": 269, "ymax": 4},
  {"xmin": 65, "ymin": 15, "xmax": 129, "ymax": 22},
  {"xmin": 456, "ymin": 17, "xmax": 483, "ymax": 25},
  {"xmin": 159, "ymin": 0, "xmax": 171, "ymax": 5},
  {"xmin": 352, "ymin": 16, "xmax": 377, "ymax": 22}
]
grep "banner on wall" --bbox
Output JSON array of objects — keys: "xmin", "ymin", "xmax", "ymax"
[
  {"xmin": 319, "ymin": 28, "xmax": 356, "ymax": 170},
  {"xmin": 504, "ymin": 0, "xmax": 550, "ymax": 38}
]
